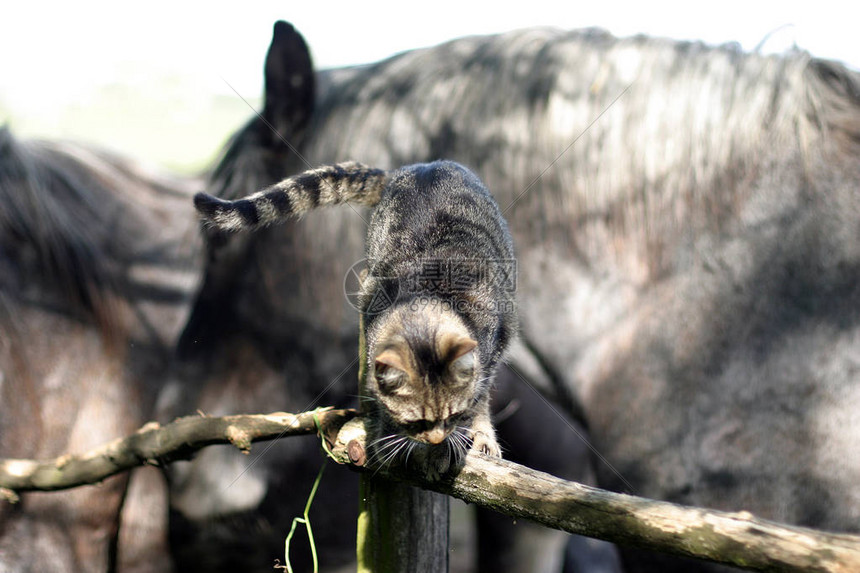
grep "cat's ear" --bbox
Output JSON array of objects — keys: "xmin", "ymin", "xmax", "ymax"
[
  {"xmin": 374, "ymin": 348, "xmax": 409, "ymax": 393},
  {"xmin": 440, "ymin": 334, "xmax": 478, "ymax": 362}
]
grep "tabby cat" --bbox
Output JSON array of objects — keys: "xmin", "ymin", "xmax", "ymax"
[{"xmin": 194, "ymin": 160, "xmax": 517, "ymax": 478}]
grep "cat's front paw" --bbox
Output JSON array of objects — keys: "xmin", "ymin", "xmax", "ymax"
[{"xmin": 471, "ymin": 431, "xmax": 502, "ymax": 458}]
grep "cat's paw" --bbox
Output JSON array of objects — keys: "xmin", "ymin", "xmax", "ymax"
[{"xmin": 471, "ymin": 431, "xmax": 502, "ymax": 458}]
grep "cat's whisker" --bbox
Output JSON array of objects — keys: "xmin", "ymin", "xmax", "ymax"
[
  {"xmin": 453, "ymin": 427, "xmax": 472, "ymax": 456},
  {"xmin": 455, "ymin": 425, "xmax": 473, "ymax": 443},
  {"xmin": 381, "ymin": 442, "xmax": 411, "ymax": 473},
  {"xmin": 449, "ymin": 426, "xmax": 473, "ymax": 458},
  {"xmin": 448, "ymin": 435, "xmax": 466, "ymax": 466},
  {"xmin": 367, "ymin": 435, "xmax": 396, "ymax": 458},
  {"xmin": 404, "ymin": 440, "xmax": 418, "ymax": 469},
  {"xmin": 370, "ymin": 435, "xmax": 411, "ymax": 474},
  {"xmin": 441, "ymin": 441, "xmax": 452, "ymax": 467},
  {"xmin": 376, "ymin": 443, "xmax": 400, "ymax": 466},
  {"xmin": 369, "ymin": 444, "xmax": 397, "ymax": 462},
  {"xmin": 368, "ymin": 436, "xmax": 406, "ymax": 463},
  {"xmin": 446, "ymin": 431, "xmax": 459, "ymax": 452},
  {"xmin": 368, "ymin": 433, "xmax": 404, "ymax": 448}
]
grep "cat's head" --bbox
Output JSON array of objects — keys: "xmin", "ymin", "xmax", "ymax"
[{"xmin": 368, "ymin": 301, "xmax": 481, "ymax": 446}]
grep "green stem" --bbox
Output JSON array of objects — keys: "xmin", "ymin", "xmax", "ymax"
[{"xmin": 284, "ymin": 462, "xmax": 327, "ymax": 573}]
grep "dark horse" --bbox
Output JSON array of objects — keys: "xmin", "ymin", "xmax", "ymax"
[
  {"xmin": 172, "ymin": 21, "xmax": 860, "ymax": 573},
  {"xmin": 0, "ymin": 127, "xmax": 202, "ymax": 572}
]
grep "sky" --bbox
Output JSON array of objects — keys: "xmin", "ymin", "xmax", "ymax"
[{"xmin": 1, "ymin": 1, "xmax": 857, "ymax": 169}]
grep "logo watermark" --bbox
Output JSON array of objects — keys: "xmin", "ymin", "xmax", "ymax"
[
  {"xmin": 407, "ymin": 296, "xmax": 515, "ymax": 315},
  {"xmin": 343, "ymin": 258, "xmax": 516, "ymax": 315}
]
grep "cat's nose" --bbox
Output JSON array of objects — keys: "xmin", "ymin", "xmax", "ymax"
[{"xmin": 424, "ymin": 427, "xmax": 447, "ymax": 444}]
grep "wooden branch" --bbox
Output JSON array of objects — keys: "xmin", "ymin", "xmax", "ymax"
[
  {"xmin": 328, "ymin": 418, "xmax": 860, "ymax": 573},
  {"xmin": 0, "ymin": 408, "xmax": 356, "ymax": 493},
  {"xmin": 3, "ymin": 409, "xmax": 860, "ymax": 572}
]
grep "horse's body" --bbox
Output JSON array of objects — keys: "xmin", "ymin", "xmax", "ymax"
[
  {"xmin": 0, "ymin": 128, "xmax": 202, "ymax": 572},
  {"xmin": 314, "ymin": 30, "xmax": 860, "ymax": 572}
]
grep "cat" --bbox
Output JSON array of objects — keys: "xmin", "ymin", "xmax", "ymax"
[{"xmin": 194, "ymin": 160, "xmax": 517, "ymax": 479}]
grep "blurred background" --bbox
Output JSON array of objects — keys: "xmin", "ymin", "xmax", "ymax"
[{"xmin": 2, "ymin": 0, "xmax": 857, "ymax": 174}]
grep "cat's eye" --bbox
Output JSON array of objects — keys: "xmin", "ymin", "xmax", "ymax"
[
  {"xmin": 374, "ymin": 362, "xmax": 407, "ymax": 393},
  {"xmin": 450, "ymin": 351, "xmax": 476, "ymax": 383},
  {"xmin": 444, "ymin": 413, "xmax": 464, "ymax": 429},
  {"xmin": 404, "ymin": 419, "xmax": 434, "ymax": 434}
]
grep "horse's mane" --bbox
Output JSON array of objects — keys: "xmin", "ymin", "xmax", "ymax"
[{"xmin": 0, "ymin": 126, "xmax": 199, "ymax": 336}]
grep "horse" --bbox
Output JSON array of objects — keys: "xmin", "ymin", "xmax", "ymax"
[
  {"xmin": 0, "ymin": 126, "xmax": 202, "ymax": 572},
  {"xmin": 302, "ymin": 26, "xmax": 860, "ymax": 573},
  {"xmin": 170, "ymin": 20, "xmax": 860, "ymax": 572}
]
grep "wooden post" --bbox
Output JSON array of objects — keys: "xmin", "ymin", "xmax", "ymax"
[{"xmin": 356, "ymin": 315, "xmax": 450, "ymax": 573}]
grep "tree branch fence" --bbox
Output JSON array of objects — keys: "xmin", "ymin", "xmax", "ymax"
[{"xmin": 2, "ymin": 406, "xmax": 860, "ymax": 573}]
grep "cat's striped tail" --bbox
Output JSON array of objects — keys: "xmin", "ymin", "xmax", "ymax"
[{"xmin": 193, "ymin": 161, "xmax": 389, "ymax": 232}]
